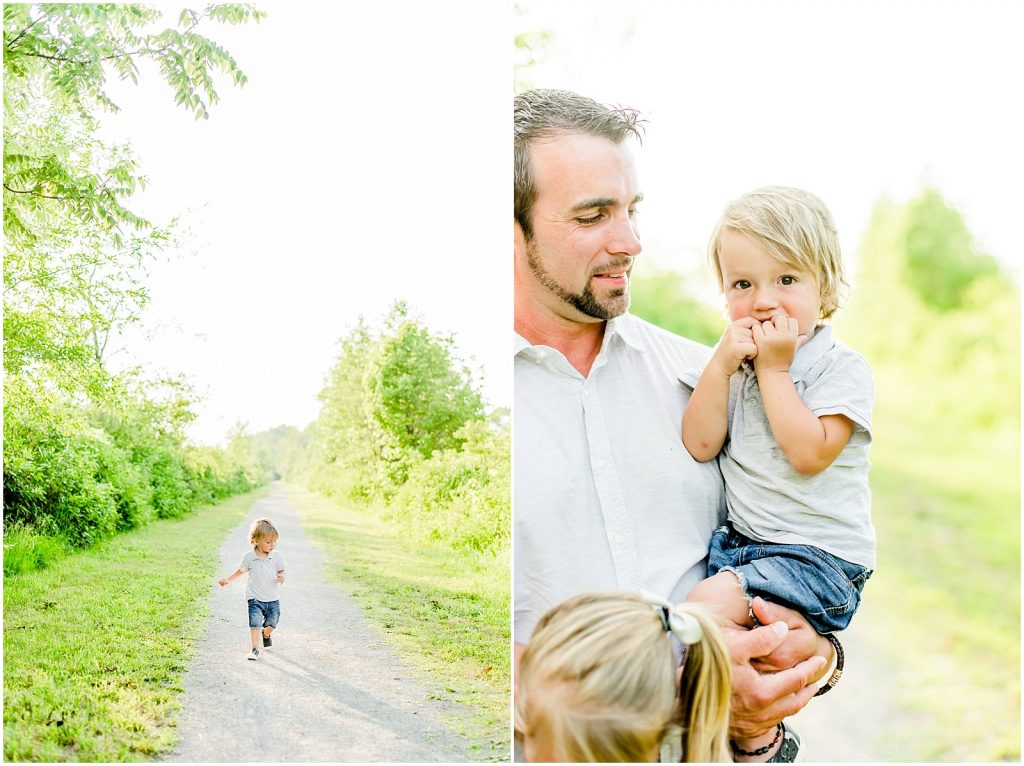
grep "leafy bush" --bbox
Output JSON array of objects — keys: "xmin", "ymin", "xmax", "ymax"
[
  {"xmin": 270, "ymin": 302, "xmax": 508, "ymax": 558},
  {"xmin": 149, "ymin": 449, "xmax": 194, "ymax": 519},
  {"xmin": 391, "ymin": 421, "xmax": 510, "ymax": 554}
]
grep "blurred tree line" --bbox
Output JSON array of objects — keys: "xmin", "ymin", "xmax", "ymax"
[
  {"xmin": 3, "ymin": 4, "xmax": 266, "ymax": 575},
  {"xmin": 247, "ymin": 302, "xmax": 511, "ymax": 556},
  {"xmin": 631, "ymin": 187, "xmax": 1020, "ymax": 759},
  {"xmin": 632, "ymin": 187, "xmax": 1019, "ymax": 432}
]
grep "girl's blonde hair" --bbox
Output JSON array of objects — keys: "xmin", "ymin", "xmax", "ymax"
[
  {"xmin": 708, "ymin": 185, "xmax": 848, "ymax": 320},
  {"xmin": 248, "ymin": 518, "xmax": 279, "ymax": 545},
  {"xmin": 515, "ymin": 591, "xmax": 732, "ymax": 762}
]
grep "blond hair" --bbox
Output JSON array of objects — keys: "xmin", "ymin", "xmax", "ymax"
[
  {"xmin": 515, "ymin": 591, "xmax": 732, "ymax": 762},
  {"xmin": 248, "ymin": 518, "xmax": 278, "ymax": 545},
  {"xmin": 708, "ymin": 185, "xmax": 848, "ymax": 320}
]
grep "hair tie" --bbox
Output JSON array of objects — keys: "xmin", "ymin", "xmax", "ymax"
[{"xmin": 641, "ymin": 591, "xmax": 704, "ymax": 645}]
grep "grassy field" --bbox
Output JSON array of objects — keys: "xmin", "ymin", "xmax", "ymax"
[
  {"xmin": 2, "ymin": 487, "xmax": 268, "ymax": 762},
  {"xmin": 288, "ymin": 486, "xmax": 510, "ymax": 762},
  {"xmin": 864, "ymin": 385, "xmax": 1020, "ymax": 761}
]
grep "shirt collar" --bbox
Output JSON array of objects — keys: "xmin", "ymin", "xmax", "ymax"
[
  {"xmin": 513, "ymin": 313, "xmax": 644, "ymax": 356},
  {"xmin": 606, "ymin": 313, "xmax": 645, "ymax": 352},
  {"xmin": 788, "ymin": 324, "xmax": 835, "ymax": 381},
  {"xmin": 738, "ymin": 324, "xmax": 834, "ymax": 381}
]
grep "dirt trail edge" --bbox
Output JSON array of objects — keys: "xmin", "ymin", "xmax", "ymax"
[
  {"xmin": 788, "ymin": 602, "xmax": 903, "ymax": 762},
  {"xmin": 167, "ymin": 484, "xmax": 478, "ymax": 762}
]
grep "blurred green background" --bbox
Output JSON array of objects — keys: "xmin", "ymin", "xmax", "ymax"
[
  {"xmin": 629, "ymin": 189, "xmax": 1020, "ymax": 761},
  {"xmin": 516, "ymin": 2, "xmax": 1020, "ymax": 759}
]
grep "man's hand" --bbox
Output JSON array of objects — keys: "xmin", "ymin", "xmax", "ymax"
[
  {"xmin": 749, "ymin": 597, "xmax": 834, "ymax": 676},
  {"xmin": 711, "ymin": 316, "xmax": 759, "ymax": 377},
  {"xmin": 752, "ymin": 313, "xmax": 806, "ymax": 375},
  {"xmin": 725, "ymin": 615, "xmax": 828, "ymax": 739}
]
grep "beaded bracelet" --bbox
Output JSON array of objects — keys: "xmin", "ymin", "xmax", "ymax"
[
  {"xmin": 813, "ymin": 633, "xmax": 844, "ymax": 696},
  {"xmin": 731, "ymin": 722, "xmax": 783, "ymax": 757}
]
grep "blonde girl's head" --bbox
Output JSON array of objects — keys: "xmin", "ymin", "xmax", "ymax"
[
  {"xmin": 249, "ymin": 518, "xmax": 279, "ymax": 546},
  {"xmin": 708, "ymin": 185, "xmax": 848, "ymax": 320},
  {"xmin": 515, "ymin": 591, "xmax": 732, "ymax": 763}
]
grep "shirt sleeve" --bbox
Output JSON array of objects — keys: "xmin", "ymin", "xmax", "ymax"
[
  {"xmin": 276, "ymin": 554, "xmax": 285, "ymax": 572},
  {"xmin": 801, "ymin": 350, "xmax": 874, "ymax": 434},
  {"xmin": 238, "ymin": 552, "xmax": 251, "ymax": 572}
]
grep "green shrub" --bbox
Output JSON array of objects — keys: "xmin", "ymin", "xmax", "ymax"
[
  {"xmin": 392, "ymin": 421, "xmax": 510, "ymax": 554},
  {"xmin": 149, "ymin": 450, "xmax": 194, "ymax": 519},
  {"xmin": 94, "ymin": 439, "xmax": 153, "ymax": 531}
]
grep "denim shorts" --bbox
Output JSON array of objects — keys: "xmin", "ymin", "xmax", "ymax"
[
  {"xmin": 707, "ymin": 523, "xmax": 872, "ymax": 634},
  {"xmin": 247, "ymin": 599, "xmax": 280, "ymax": 630}
]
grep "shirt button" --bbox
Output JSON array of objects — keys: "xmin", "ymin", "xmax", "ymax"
[
  {"xmin": 596, "ymin": 458, "xmax": 607, "ymax": 470},
  {"xmin": 614, "ymin": 533, "xmax": 625, "ymax": 545},
  {"xmin": 747, "ymin": 397, "xmax": 757, "ymax": 406}
]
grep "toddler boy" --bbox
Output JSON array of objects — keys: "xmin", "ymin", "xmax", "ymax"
[{"xmin": 219, "ymin": 517, "xmax": 286, "ymax": 660}]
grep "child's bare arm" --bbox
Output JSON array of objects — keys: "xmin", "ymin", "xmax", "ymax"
[
  {"xmin": 218, "ymin": 569, "xmax": 244, "ymax": 587},
  {"xmin": 682, "ymin": 317, "xmax": 759, "ymax": 461},
  {"xmin": 753, "ymin": 317, "xmax": 853, "ymax": 475}
]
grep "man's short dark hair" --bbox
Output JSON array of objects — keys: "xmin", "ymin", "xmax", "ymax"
[{"xmin": 514, "ymin": 89, "xmax": 644, "ymax": 240}]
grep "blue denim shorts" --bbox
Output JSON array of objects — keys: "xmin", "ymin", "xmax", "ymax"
[
  {"xmin": 247, "ymin": 599, "xmax": 280, "ymax": 629},
  {"xmin": 707, "ymin": 524, "xmax": 871, "ymax": 634}
]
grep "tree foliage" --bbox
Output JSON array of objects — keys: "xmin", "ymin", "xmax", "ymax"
[
  {"xmin": 268, "ymin": 303, "xmax": 508, "ymax": 555},
  {"xmin": 4, "ymin": 3, "xmax": 263, "ymax": 244},
  {"xmin": 629, "ymin": 264, "xmax": 725, "ymax": 346},
  {"xmin": 3, "ymin": 4, "xmax": 265, "ymax": 572},
  {"xmin": 837, "ymin": 188, "xmax": 1018, "ymax": 432},
  {"xmin": 369, "ymin": 303, "xmax": 485, "ymax": 460},
  {"xmin": 901, "ymin": 188, "xmax": 1000, "ymax": 312}
]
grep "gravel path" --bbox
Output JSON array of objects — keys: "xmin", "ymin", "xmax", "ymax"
[
  {"xmin": 788, "ymin": 602, "xmax": 904, "ymax": 761},
  {"xmin": 167, "ymin": 485, "xmax": 479, "ymax": 762}
]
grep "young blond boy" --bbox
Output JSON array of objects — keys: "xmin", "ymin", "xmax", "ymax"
[
  {"xmin": 219, "ymin": 518, "xmax": 286, "ymax": 660},
  {"xmin": 682, "ymin": 187, "xmax": 875, "ymax": 642}
]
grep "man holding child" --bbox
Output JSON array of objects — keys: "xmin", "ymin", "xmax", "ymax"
[{"xmin": 513, "ymin": 88, "xmax": 835, "ymax": 762}]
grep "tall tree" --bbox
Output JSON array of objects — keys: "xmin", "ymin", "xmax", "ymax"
[{"xmin": 902, "ymin": 188, "xmax": 998, "ymax": 312}]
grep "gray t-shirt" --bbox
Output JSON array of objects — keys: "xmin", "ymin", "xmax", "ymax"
[
  {"xmin": 684, "ymin": 324, "xmax": 876, "ymax": 569},
  {"xmin": 239, "ymin": 549, "xmax": 285, "ymax": 601}
]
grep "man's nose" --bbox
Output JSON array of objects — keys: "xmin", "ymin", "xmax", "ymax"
[{"xmin": 608, "ymin": 212, "xmax": 641, "ymax": 257}]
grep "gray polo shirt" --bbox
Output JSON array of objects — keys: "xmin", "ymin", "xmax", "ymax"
[
  {"xmin": 239, "ymin": 549, "xmax": 285, "ymax": 602},
  {"xmin": 683, "ymin": 324, "xmax": 876, "ymax": 569}
]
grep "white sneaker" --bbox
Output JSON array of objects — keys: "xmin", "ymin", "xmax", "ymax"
[{"xmin": 247, "ymin": 648, "xmax": 260, "ymax": 661}]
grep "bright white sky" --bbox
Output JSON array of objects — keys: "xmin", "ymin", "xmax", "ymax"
[
  {"xmin": 96, "ymin": 1, "xmax": 1020, "ymax": 446},
  {"xmin": 99, "ymin": 0, "xmax": 508, "ymax": 446},
  {"xmin": 516, "ymin": 0, "xmax": 1022, "ymax": 301}
]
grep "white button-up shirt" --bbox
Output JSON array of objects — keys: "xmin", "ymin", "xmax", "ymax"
[{"xmin": 514, "ymin": 313, "xmax": 726, "ymax": 642}]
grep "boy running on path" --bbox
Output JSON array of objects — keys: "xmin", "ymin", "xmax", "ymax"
[{"xmin": 219, "ymin": 518, "xmax": 286, "ymax": 660}]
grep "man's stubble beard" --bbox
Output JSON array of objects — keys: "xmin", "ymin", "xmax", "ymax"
[{"xmin": 525, "ymin": 239, "xmax": 630, "ymax": 321}]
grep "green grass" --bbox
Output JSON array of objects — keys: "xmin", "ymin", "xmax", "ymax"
[
  {"xmin": 2, "ymin": 486, "xmax": 269, "ymax": 762},
  {"xmin": 863, "ymin": 398, "xmax": 1019, "ymax": 761},
  {"xmin": 3, "ymin": 525, "xmax": 71, "ymax": 577},
  {"xmin": 288, "ymin": 486, "xmax": 510, "ymax": 762}
]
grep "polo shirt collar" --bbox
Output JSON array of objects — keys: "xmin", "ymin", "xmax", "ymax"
[{"xmin": 788, "ymin": 324, "xmax": 835, "ymax": 381}]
